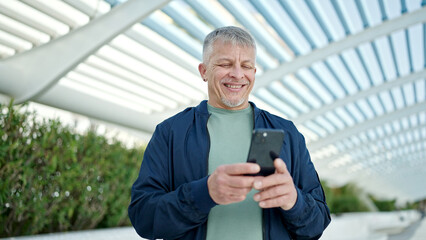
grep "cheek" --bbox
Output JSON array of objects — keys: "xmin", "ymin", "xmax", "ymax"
[
  {"xmin": 213, "ymin": 68, "xmax": 229, "ymax": 79},
  {"xmin": 246, "ymin": 72, "xmax": 256, "ymax": 84},
  {"xmin": 208, "ymin": 79, "xmax": 222, "ymax": 95}
]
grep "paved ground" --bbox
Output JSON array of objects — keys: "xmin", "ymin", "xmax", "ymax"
[
  {"xmin": 1, "ymin": 227, "xmax": 142, "ymax": 240},
  {"xmin": 389, "ymin": 216, "xmax": 426, "ymax": 240},
  {"xmin": 2, "ymin": 212, "xmax": 426, "ymax": 240}
]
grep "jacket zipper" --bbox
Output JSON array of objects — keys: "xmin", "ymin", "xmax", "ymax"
[{"xmin": 205, "ymin": 114, "xmax": 211, "ymax": 176}]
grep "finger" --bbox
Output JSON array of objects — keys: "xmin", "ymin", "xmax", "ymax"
[
  {"xmin": 225, "ymin": 192, "xmax": 250, "ymax": 204},
  {"xmin": 253, "ymin": 172, "xmax": 289, "ymax": 190},
  {"xmin": 218, "ymin": 185, "xmax": 252, "ymax": 198},
  {"xmin": 228, "ymin": 186, "xmax": 253, "ymax": 197},
  {"xmin": 258, "ymin": 195, "xmax": 288, "ymax": 209},
  {"xmin": 227, "ymin": 175, "xmax": 256, "ymax": 188},
  {"xmin": 209, "ymin": 177, "xmax": 252, "ymax": 204},
  {"xmin": 210, "ymin": 169, "xmax": 256, "ymax": 191},
  {"xmin": 220, "ymin": 163, "xmax": 260, "ymax": 175},
  {"xmin": 274, "ymin": 158, "xmax": 288, "ymax": 174},
  {"xmin": 253, "ymin": 185, "xmax": 287, "ymax": 202},
  {"xmin": 216, "ymin": 186, "xmax": 253, "ymax": 204},
  {"xmin": 257, "ymin": 190, "xmax": 297, "ymax": 210}
]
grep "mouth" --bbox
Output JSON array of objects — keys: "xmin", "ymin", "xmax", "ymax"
[
  {"xmin": 223, "ymin": 82, "xmax": 248, "ymax": 90},
  {"xmin": 224, "ymin": 83, "xmax": 242, "ymax": 89}
]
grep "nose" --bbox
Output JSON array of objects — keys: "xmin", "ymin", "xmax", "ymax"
[{"xmin": 229, "ymin": 65, "xmax": 244, "ymax": 79}]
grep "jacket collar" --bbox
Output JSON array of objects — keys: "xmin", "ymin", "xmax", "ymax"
[
  {"xmin": 196, "ymin": 100, "xmax": 261, "ymax": 116},
  {"xmin": 195, "ymin": 100, "xmax": 210, "ymax": 115}
]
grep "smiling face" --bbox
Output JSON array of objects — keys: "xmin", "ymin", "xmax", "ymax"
[{"xmin": 198, "ymin": 40, "xmax": 256, "ymax": 110}]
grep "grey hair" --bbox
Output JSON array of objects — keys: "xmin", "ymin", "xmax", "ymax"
[{"xmin": 202, "ymin": 26, "xmax": 257, "ymax": 64}]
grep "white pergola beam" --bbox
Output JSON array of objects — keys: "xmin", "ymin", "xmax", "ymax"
[
  {"xmin": 35, "ymin": 82, "xmax": 187, "ymax": 134},
  {"xmin": 314, "ymin": 123, "xmax": 426, "ymax": 165},
  {"xmin": 0, "ymin": 0, "xmax": 171, "ymax": 104},
  {"xmin": 125, "ymin": 26, "xmax": 199, "ymax": 76},
  {"xmin": 295, "ymin": 69, "xmax": 426, "ymax": 124},
  {"xmin": 253, "ymin": 7, "xmax": 426, "ymax": 90},
  {"xmin": 318, "ymin": 138, "xmax": 425, "ymax": 178},
  {"xmin": 308, "ymin": 102, "xmax": 426, "ymax": 152}
]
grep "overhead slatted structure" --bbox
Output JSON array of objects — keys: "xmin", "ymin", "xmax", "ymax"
[{"xmin": 0, "ymin": 0, "xmax": 425, "ymax": 203}]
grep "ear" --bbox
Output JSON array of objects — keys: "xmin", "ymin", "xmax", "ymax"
[{"xmin": 198, "ymin": 63, "xmax": 207, "ymax": 80}]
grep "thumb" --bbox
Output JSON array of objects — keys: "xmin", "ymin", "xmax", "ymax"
[{"xmin": 274, "ymin": 158, "xmax": 288, "ymax": 174}]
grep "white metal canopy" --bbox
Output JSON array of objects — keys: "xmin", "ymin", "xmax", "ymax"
[{"xmin": 0, "ymin": 0, "xmax": 425, "ymax": 203}]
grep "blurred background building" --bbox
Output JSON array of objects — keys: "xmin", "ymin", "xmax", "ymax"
[{"xmin": 0, "ymin": 0, "xmax": 425, "ymax": 239}]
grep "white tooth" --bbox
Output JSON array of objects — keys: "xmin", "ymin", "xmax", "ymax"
[{"xmin": 226, "ymin": 84, "xmax": 241, "ymax": 89}]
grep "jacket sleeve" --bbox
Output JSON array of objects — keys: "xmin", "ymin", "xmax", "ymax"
[
  {"xmin": 280, "ymin": 128, "xmax": 331, "ymax": 239},
  {"xmin": 128, "ymin": 124, "xmax": 216, "ymax": 239}
]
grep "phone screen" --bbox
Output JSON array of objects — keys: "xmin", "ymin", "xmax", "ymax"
[{"xmin": 246, "ymin": 129, "xmax": 285, "ymax": 176}]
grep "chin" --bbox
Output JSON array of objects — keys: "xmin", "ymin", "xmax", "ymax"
[{"xmin": 221, "ymin": 97, "xmax": 246, "ymax": 108}]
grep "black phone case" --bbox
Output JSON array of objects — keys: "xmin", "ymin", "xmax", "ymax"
[{"xmin": 246, "ymin": 129, "xmax": 285, "ymax": 176}]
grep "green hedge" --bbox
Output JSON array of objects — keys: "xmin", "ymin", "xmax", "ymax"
[
  {"xmin": 0, "ymin": 101, "xmax": 144, "ymax": 237},
  {"xmin": 322, "ymin": 182, "xmax": 370, "ymax": 214},
  {"xmin": 370, "ymin": 196, "xmax": 419, "ymax": 211}
]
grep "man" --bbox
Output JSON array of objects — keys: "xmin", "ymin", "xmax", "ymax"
[{"xmin": 129, "ymin": 26, "xmax": 330, "ymax": 240}]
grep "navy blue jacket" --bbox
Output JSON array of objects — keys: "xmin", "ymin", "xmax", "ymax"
[{"xmin": 129, "ymin": 100, "xmax": 330, "ymax": 239}]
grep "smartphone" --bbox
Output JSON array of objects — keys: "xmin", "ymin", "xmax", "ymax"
[{"xmin": 246, "ymin": 129, "xmax": 285, "ymax": 176}]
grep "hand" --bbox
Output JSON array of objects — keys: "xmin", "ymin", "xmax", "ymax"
[
  {"xmin": 208, "ymin": 163, "xmax": 260, "ymax": 205},
  {"xmin": 253, "ymin": 158, "xmax": 297, "ymax": 210}
]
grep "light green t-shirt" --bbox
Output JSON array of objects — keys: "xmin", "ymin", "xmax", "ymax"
[{"xmin": 206, "ymin": 103, "xmax": 262, "ymax": 240}]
